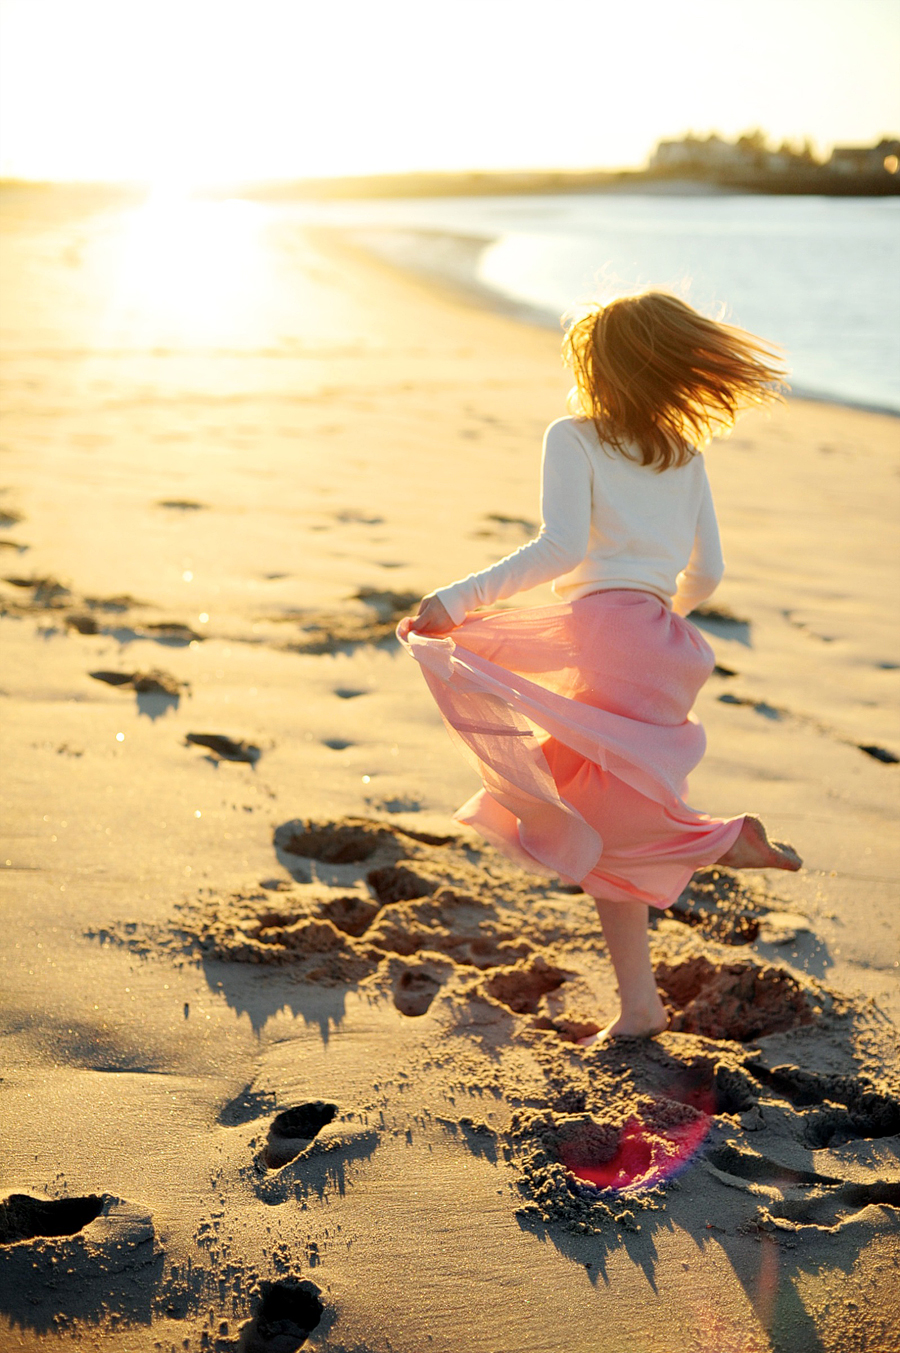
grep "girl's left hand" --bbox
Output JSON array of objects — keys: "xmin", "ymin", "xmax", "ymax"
[{"xmin": 409, "ymin": 594, "xmax": 455, "ymax": 635}]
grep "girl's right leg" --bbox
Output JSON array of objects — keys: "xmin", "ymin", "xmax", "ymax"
[{"xmin": 590, "ymin": 898, "xmax": 669, "ymax": 1041}]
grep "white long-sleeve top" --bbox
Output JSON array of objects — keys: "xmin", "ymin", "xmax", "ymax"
[{"xmin": 435, "ymin": 416, "xmax": 725, "ymax": 625}]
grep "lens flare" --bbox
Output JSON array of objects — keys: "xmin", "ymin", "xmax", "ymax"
[{"xmin": 560, "ymin": 1106, "xmax": 712, "ymax": 1193}]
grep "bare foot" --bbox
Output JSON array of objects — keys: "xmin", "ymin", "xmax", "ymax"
[
  {"xmin": 716, "ymin": 815, "xmax": 802, "ymax": 872},
  {"xmin": 577, "ymin": 1004, "xmax": 669, "ymax": 1047}
]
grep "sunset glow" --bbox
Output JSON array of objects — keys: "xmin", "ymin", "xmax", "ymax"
[
  {"xmin": 105, "ymin": 189, "xmax": 267, "ymax": 346},
  {"xmin": 1, "ymin": 0, "xmax": 898, "ymax": 186}
]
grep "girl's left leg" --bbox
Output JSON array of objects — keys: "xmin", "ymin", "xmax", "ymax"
[{"xmin": 590, "ymin": 898, "xmax": 669, "ymax": 1040}]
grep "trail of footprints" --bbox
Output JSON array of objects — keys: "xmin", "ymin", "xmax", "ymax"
[
  {"xmin": 692, "ymin": 604, "xmax": 899, "ymax": 763},
  {"xmin": 3, "ymin": 568, "xmax": 897, "ymax": 761},
  {"xmin": 1, "ymin": 555, "xmax": 896, "ymax": 760},
  {"xmin": 6, "ymin": 814, "xmax": 900, "ymax": 1342},
  {"xmin": 0, "ymin": 1187, "xmax": 324, "ymax": 1350}
]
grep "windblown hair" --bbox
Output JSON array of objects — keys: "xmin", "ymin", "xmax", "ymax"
[{"xmin": 562, "ymin": 290, "xmax": 787, "ymax": 470}]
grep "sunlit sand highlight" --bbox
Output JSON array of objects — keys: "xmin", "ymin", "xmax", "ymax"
[{"xmin": 106, "ymin": 187, "xmax": 268, "ymax": 347}]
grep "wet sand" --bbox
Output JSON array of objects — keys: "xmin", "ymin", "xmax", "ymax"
[{"xmin": 1, "ymin": 185, "xmax": 899, "ymax": 1352}]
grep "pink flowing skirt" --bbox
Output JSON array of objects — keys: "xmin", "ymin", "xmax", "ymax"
[{"xmin": 398, "ymin": 590, "xmax": 743, "ymax": 909}]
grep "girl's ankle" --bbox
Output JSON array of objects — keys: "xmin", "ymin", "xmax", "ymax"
[{"xmin": 610, "ymin": 995, "xmax": 668, "ymax": 1038}]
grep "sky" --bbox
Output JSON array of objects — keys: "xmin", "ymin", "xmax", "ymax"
[{"xmin": 1, "ymin": 0, "xmax": 898, "ymax": 185}]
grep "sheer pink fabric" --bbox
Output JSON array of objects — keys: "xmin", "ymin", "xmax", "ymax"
[{"xmin": 398, "ymin": 590, "xmax": 742, "ymax": 908}]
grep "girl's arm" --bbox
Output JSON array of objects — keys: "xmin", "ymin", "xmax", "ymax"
[
  {"xmin": 671, "ymin": 469, "xmax": 725, "ymax": 617},
  {"xmin": 420, "ymin": 420, "xmax": 593, "ymax": 629}
]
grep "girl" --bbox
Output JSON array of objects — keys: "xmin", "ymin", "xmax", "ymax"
[{"xmin": 398, "ymin": 290, "xmax": 801, "ymax": 1042}]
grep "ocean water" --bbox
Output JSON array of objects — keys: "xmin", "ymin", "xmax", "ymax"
[{"xmin": 281, "ymin": 191, "xmax": 900, "ymax": 413}]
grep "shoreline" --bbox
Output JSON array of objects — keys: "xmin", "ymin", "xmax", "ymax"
[
  {"xmin": 327, "ymin": 224, "xmax": 900, "ymax": 420},
  {"xmin": 233, "ymin": 166, "xmax": 900, "ymax": 201},
  {"xmin": 6, "ymin": 167, "xmax": 900, "ymax": 199}
]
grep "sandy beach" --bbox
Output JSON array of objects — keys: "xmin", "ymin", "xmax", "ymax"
[{"xmin": 1, "ymin": 184, "xmax": 899, "ymax": 1353}]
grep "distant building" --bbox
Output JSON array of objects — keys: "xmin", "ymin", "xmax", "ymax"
[
  {"xmin": 648, "ymin": 132, "xmax": 900, "ymax": 189},
  {"xmin": 650, "ymin": 134, "xmax": 752, "ymax": 172},
  {"xmin": 650, "ymin": 140, "xmax": 694, "ymax": 170},
  {"xmin": 828, "ymin": 138, "xmax": 900, "ymax": 174}
]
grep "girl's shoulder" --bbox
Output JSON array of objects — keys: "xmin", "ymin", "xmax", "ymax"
[
  {"xmin": 544, "ymin": 415, "xmax": 599, "ymax": 454},
  {"xmin": 546, "ymin": 414, "xmax": 591, "ymax": 436}
]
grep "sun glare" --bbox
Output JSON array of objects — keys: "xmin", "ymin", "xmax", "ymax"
[{"xmin": 105, "ymin": 186, "xmax": 268, "ymax": 348}]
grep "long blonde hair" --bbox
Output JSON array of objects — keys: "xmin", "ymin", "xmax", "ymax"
[{"xmin": 562, "ymin": 290, "xmax": 787, "ymax": 470}]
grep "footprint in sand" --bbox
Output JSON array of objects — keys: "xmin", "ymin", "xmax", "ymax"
[
  {"xmin": 141, "ymin": 620, "xmax": 204, "ymax": 644},
  {"xmin": 366, "ymin": 862, "xmax": 439, "ymax": 904},
  {"xmin": 241, "ymin": 1278, "xmax": 323, "ymax": 1353},
  {"xmin": 782, "ymin": 608, "xmax": 836, "ymax": 644},
  {"xmin": 654, "ymin": 954, "xmax": 820, "ymax": 1041},
  {"xmin": 185, "ymin": 732, "xmax": 261, "ymax": 764},
  {"xmin": 718, "ymin": 690, "xmax": 899, "ymax": 764},
  {"xmin": 706, "ymin": 1141, "xmax": 829, "ymax": 1186},
  {"xmin": 3, "ymin": 574, "xmax": 70, "ymax": 609},
  {"xmin": 275, "ymin": 817, "xmax": 405, "ymax": 865},
  {"xmin": 91, "ymin": 668, "xmax": 186, "ymax": 697},
  {"xmin": 718, "ymin": 692, "xmax": 783, "ymax": 720},
  {"xmin": 706, "ymin": 1141, "xmax": 900, "ymax": 1232},
  {"xmin": 745, "ymin": 1062, "xmax": 900, "ymax": 1147},
  {"xmin": 335, "ymin": 509, "xmax": 384, "ymax": 525},
  {"xmin": 274, "ymin": 817, "xmax": 452, "ymax": 868},
  {"xmin": 90, "ymin": 668, "xmax": 186, "ymax": 720},
  {"xmin": 67, "ymin": 614, "xmax": 101, "ymax": 634},
  {"xmin": 694, "ymin": 1062, "xmax": 900, "ymax": 1231},
  {"xmin": 0, "ymin": 1193, "xmax": 104, "ymax": 1245},
  {"xmin": 0, "ymin": 1192, "xmax": 159, "ymax": 1319},
  {"xmin": 689, "ymin": 603, "xmax": 752, "ymax": 646},
  {"xmin": 318, "ymin": 894, "xmax": 380, "ymax": 936},
  {"xmin": 857, "ymin": 742, "xmax": 899, "ymax": 764},
  {"xmin": 264, "ymin": 1102, "xmax": 338, "ymax": 1169},
  {"xmin": 285, "ymin": 588, "xmax": 419, "ymax": 654},
  {"xmin": 471, "ymin": 512, "xmax": 538, "ymax": 540},
  {"xmin": 393, "ymin": 964, "xmax": 443, "ymax": 1016},
  {"xmin": 367, "ymin": 794, "xmax": 424, "ymax": 815},
  {"xmin": 484, "ymin": 957, "xmax": 569, "ymax": 1015},
  {"xmin": 760, "ymin": 1180, "xmax": 900, "ymax": 1230},
  {"xmin": 62, "ymin": 594, "xmax": 146, "ymax": 635}
]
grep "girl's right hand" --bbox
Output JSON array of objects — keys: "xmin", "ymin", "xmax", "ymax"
[{"xmin": 409, "ymin": 594, "xmax": 456, "ymax": 635}]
